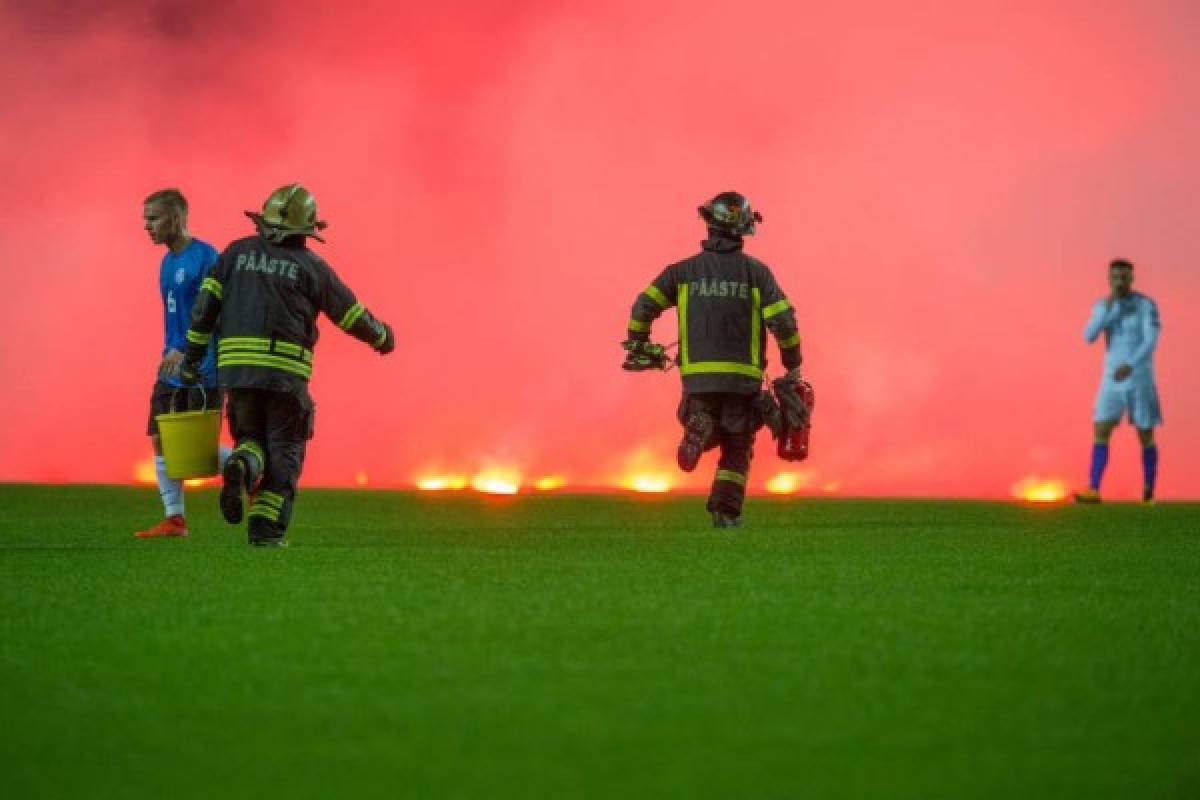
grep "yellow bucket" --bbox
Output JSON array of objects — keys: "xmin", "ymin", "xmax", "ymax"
[{"xmin": 156, "ymin": 394, "xmax": 222, "ymax": 479}]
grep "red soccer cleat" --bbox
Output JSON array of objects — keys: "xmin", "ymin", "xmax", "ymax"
[{"xmin": 134, "ymin": 514, "xmax": 189, "ymax": 538}]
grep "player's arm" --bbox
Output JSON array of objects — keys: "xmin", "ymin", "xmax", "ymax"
[
  {"xmin": 1083, "ymin": 299, "xmax": 1118, "ymax": 343},
  {"xmin": 320, "ymin": 264, "xmax": 394, "ymax": 354},
  {"xmin": 1126, "ymin": 297, "xmax": 1162, "ymax": 367},
  {"xmin": 627, "ymin": 266, "xmax": 678, "ymax": 342},
  {"xmin": 758, "ymin": 267, "xmax": 802, "ymax": 373},
  {"xmin": 180, "ymin": 253, "xmax": 228, "ymax": 380}
]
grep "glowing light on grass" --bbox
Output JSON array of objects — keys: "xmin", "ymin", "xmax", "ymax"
[
  {"xmin": 533, "ymin": 476, "xmax": 567, "ymax": 491},
  {"xmin": 183, "ymin": 477, "xmax": 216, "ymax": 488},
  {"xmin": 355, "ymin": 471, "xmax": 369, "ymax": 487},
  {"xmin": 1011, "ymin": 476, "xmax": 1068, "ymax": 504},
  {"xmin": 821, "ymin": 481, "xmax": 842, "ymax": 494},
  {"xmin": 471, "ymin": 469, "xmax": 521, "ymax": 495},
  {"xmin": 416, "ymin": 474, "xmax": 468, "ymax": 491}
]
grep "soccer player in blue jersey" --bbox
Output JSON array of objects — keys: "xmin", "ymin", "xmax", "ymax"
[
  {"xmin": 136, "ymin": 189, "xmax": 224, "ymax": 537},
  {"xmin": 1075, "ymin": 259, "xmax": 1163, "ymax": 505}
]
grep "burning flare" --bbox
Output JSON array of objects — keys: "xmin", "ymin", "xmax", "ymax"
[
  {"xmin": 1011, "ymin": 476, "xmax": 1068, "ymax": 504},
  {"xmin": 623, "ymin": 473, "xmax": 671, "ymax": 493},
  {"xmin": 471, "ymin": 468, "xmax": 522, "ymax": 495},
  {"xmin": 533, "ymin": 476, "xmax": 567, "ymax": 491},
  {"xmin": 416, "ymin": 474, "xmax": 468, "ymax": 491}
]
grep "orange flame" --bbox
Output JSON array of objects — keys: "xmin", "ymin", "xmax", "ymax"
[
  {"xmin": 471, "ymin": 469, "xmax": 521, "ymax": 495},
  {"xmin": 533, "ymin": 476, "xmax": 567, "ymax": 491},
  {"xmin": 133, "ymin": 458, "xmax": 156, "ymax": 485},
  {"xmin": 355, "ymin": 470, "xmax": 369, "ymax": 487},
  {"xmin": 133, "ymin": 458, "xmax": 214, "ymax": 487},
  {"xmin": 416, "ymin": 474, "xmax": 468, "ymax": 491},
  {"xmin": 765, "ymin": 471, "xmax": 813, "ymax": 494},
  {"xmin": 1011, "ymin": 476, "xmax": 1068, "ymax": 504},
  {"xmin": 616, "ymin": 447, "xmax": 674, "ymax": 493},
  {"xmin": 624, "ymin": 473, "xmax": 671, "ymax": 493}
]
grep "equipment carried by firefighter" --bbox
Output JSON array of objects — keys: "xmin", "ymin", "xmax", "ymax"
[
  {"xmin": 621, "ymin": 339, "xmax": 676, "ymax": 372},
  {"xmin": 772, "ymin": 376, "xmax": 815, "ymax": 461},
  {"xmin": 155, "ymin": 388, "xmax": 221, "ymax": 479}
]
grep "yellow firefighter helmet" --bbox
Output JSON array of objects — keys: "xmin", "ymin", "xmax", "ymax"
[{"xmin": 245, "ymin": 184, "xmax": 328, "ymax": 242}]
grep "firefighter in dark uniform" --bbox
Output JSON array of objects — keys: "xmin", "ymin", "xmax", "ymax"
[
  {"xmin": 624, "ymin": 192, "xmax": 802, "ymax": 528},
  {"xmin": 180, "ymin": 184, "xmax": 394, "ymax": 546}
]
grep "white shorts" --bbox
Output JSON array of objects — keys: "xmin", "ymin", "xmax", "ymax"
[{"xmin": 1093, "ymin": 377, "xmax": 1162, "ymax": 428}]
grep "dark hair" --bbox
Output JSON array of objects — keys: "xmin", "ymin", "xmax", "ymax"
[
  {"xmin": 1109, "ymin": 258, "xmax": 1134, "ymax": 271},
  {"xmin": 144, "ymin": 188, "xmax": 188, "ymax": 218}
]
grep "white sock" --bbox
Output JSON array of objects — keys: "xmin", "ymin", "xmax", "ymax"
[
  {"xmin": 155, "ymin": 456, "xmax": 185, "ymax": 517},
  {"xmin": 218, "ymin": 446, "xmax": 233, "ymax": 470}
]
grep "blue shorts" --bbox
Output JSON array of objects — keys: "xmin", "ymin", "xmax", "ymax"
[{"xmin": 1093, "ymin": 378, "xmax": 1162, "ymax": 429}]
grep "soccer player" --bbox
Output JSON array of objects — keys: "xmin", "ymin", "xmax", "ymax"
[
  {"xmin": 624, "ymin": 191, "xmax": 802, "ymax": 528},
  {"xmin": 1075, "ymin": 258, "xmax": 1163, "ymax": 504},
  {"xmin": 180, "ymin": 184, "xmax": 394, "ymax": 547},
  {"xmin": 136, "ymin": 188, "xmax": 222, "ymax": 538}
]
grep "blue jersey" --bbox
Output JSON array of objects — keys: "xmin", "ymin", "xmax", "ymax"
[{"xmin": 160, "ymin": 238, "xmax": 219, "ymax": 387}]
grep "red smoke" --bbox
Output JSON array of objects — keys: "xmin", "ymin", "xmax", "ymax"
[{"xmin": 1, "ymin": 2, "xmax": 1197, "ymax": 497}]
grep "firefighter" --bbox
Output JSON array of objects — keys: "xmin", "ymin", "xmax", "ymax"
[
  {"xmin": 624, "ymin": 192, "xmax": 802, "ymax": 528},
  {"xmin": 181, "ymin": 184, "xmax": 394, "ymax": 547}
]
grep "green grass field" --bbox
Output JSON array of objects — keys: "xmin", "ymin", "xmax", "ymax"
[{"xmin": 1, "ymin": 485, "xmax": 1197, "ymax": 799}]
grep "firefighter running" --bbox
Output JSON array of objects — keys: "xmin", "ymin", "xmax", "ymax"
[
  {"xmin": 623, "ymin": 191, "xmax": 803, "ymax": 528},
  {"xmin": 181, "ymin": 184, "xmax": 394, "ymax": 547}
]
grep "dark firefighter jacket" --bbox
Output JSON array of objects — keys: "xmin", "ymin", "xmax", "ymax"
[
  {"xmin": 183, "ymin": 235, "xmax": 390, "ymax": 394},
  {"xmin": 628, "ymin": 232, "xmax": 801, "ymax": 395}
]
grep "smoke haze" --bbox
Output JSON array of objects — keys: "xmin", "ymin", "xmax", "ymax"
[{"xmin": 1, "ymin": 1, "xmax": 1197, "ymax": 497}]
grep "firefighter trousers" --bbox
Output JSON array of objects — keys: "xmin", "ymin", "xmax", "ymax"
[
  {"xmin": 679, "ymin": 392, "xmax": 757, "ymax": 516},
  {"xmin": 226, "ymin": 388, "xmax": 314, "ymax": 543}
]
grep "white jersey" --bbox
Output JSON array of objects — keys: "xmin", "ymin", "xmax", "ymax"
[
  {"xmin": 1084, "ymin": 291, "xmax": 1162, "ymax": 427},
  {"xmin": 1084, "ymin": 292, "xmax": 1161, "ymax": 384}
]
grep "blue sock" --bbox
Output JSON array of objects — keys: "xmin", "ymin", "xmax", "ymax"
[
  {"xmin": 1142, "ymin": 445, "xmax": 1158, "ymax": 496},
  {"xmin": 1088, "ymin": 443, "xmax": 1109, "ymax": 490}
]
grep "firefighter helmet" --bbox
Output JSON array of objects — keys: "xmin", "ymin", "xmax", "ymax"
[
  {"xmin": 698, "ymin": 191, "xmax": 762, "ymax": 236},
  {"xmin": 245, "ymin": 184, "xmax": 328, "ymax": 242}
]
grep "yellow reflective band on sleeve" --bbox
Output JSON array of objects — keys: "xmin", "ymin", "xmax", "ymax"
[
  {"xmin": 677, "ymin": 284, "xmax": 690, "ymax": 366},
  {"xmin": 628, "ymin": 318, "xmax": 650, "ymax": 333},
  {"xmin": 750, "ymin": 287, "xmax": 762, "ymax": 368},
  {"xmin": 644, "ymin": 285, "xmax": 670, "ymax": 308},
  {"xmin": 273, "ymin": 340, "xmax": 304, "ymax": 358},
  {"xmin": 186, "ymin": 329, "xmax": 211, "ymax": 345},
  {"xmin": 201, "ymin": 277, "xmax": 223, "ymax": 300},
  {"xmin": 338, "ymin": 303, "xmax": 366, "ymax": 331},
  {"xmin": 778, "ymin": 332, "xmax": 801, "ymax": 349},
  {"xmin": 679, "ymin": 362, "xmax": 763, "ymax": 379},
  {"xmin": 762, "ymin": 298, "xmax": 791, "ymax": 319},
  {"xmin": 217, "ymin": 354, "xmax": 313, "ymax": 380},
  {"xmin": 373, "ymin": 326, "xmax": 388, "ymax": 348},
  {"xmin": 716, "ymin": 469, "xmax": 747, "ymax": 486}
]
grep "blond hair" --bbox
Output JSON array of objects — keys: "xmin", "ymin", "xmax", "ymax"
[{"xmin": 144, "ymin": 188, "xmax": 188, "ymax": 219}]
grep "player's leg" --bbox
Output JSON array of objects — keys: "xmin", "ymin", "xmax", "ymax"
[
  {"xmin": 246, "ymin": 392, "xmax": 312, "ymax": 547},
  {"xmin": 1074, "ymin": 418, "xmax": 1117, "ymax": 503},
  {"xmin": 221, "ymin": 389, "xmax": 267, "ymax": 525},
  {"xmin": 1130, "ymin": 379, "xmax": 1163, "ymax": 504},
  {"xmin": 1136, "ymin": 428, "xmax": 1158, "ymax": 504},
  {"xmin": 135, "ymin": 381, "xmax": 188, "ymax": 537},
  {"xmin": 1076, "ymin": 381, "xmax": 1124, "ymax": 503}
]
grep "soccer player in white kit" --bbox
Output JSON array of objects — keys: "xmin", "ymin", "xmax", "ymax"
[{"xmin": 1075, "ymin": 259, "xmax": 1162, "ymax": 504}]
